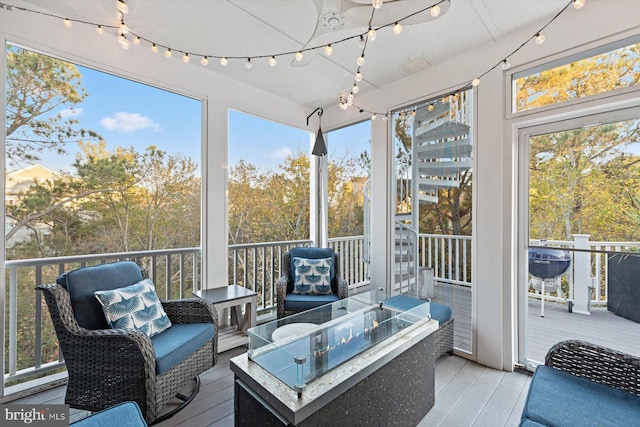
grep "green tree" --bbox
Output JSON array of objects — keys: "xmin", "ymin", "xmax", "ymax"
[{"xmin": 5, "ymin": 46, "xmax": 101, "ymax": 166}]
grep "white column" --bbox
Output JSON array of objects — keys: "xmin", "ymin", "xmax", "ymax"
[{"xmin": 572, "ymin": 234, "xmax": 591, "ymax": 315}]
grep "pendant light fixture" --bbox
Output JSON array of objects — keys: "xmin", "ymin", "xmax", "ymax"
[{"xmin": 306, "ymin": 108, "xmax": 327, "ymax": 156}]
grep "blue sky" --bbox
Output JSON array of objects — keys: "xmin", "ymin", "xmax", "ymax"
[{"xmin": 25, "ymin": 49, "xmax": 370, "ymax": 177}]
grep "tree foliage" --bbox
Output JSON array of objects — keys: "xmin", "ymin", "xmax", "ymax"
[{"xmin": 5, "ymin": 46, "xmax": 101, "ymax": 166}]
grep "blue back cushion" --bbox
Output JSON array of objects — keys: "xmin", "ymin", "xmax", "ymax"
[
  {"xmin": 57, "ymin": 261, "xmax": 143, "ymax": 330},
  {"xmin": 288, "ymin": 247, "xmax": 335, "ymax": 293}
]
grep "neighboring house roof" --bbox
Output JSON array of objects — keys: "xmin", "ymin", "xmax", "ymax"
[{"xmin": 6, "ymin": 164, "xmax": 57, "ymax": 197}]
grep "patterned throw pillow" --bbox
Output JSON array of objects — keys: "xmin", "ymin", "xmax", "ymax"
[
  {"xmin": 94, "ymin": 278, "xmax": 172, "ymax": 337},
  {"xmin": 292, "ymin": 257, "xmax": 333, "ymax": 295}
]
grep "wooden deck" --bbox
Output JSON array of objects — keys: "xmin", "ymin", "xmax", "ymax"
[
  {"xmin": 12, "ymin": 347, "xmax": 531, "ymax": 426},
  {"xmin": 526, "ymin": 300, "xmax": 640, "ymax": 363}
]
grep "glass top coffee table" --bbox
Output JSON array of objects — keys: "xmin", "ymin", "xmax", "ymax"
[{"xmin": 247, "ymin": 291, "xmax": 432, "ymax": 396}]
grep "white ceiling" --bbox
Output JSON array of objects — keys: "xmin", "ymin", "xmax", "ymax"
[{"xmin": 23, "ymin": 0, "xmax": 569, "ymax": 109}]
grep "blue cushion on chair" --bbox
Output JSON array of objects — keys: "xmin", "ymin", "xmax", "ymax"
[
  {"xmin": 57, "ymin": 261, "xmax": 143, "ymax": 330},
  {"xmin": 284, "ymin": 293, "xmax": 339, "ymax": 312},
  {"xmin": 71, "ymin": 401, "xmax": 147, "ymax": 426},
  {"xmin": 151, "ymin": 323, "xmax": 215, "ymax": 374},
  {"xmin": 522, "ymin": 365, "xmax": 640, "ymax": 427}
]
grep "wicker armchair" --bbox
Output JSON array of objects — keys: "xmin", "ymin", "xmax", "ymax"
[
  {"xmin": 276, "ymin": 248, "xmax": 348, "ymax": 318},
  {"xmin": 36, "ymin": 261, "xmax": 218, "ymax": 424},
  {"xmin": 545, "ymin": 340, "xmax": 640, "ymax": 396}
]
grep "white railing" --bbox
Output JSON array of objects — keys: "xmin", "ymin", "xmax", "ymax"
[{"xmin": 419, "ymin": 233, "xmax": 472, "ymax": 286}]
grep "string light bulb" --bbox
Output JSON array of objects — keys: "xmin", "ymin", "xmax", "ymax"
[
  {"xmin": 339, "ymin": 100, "xmax": 349, "ymax": 110},
  {"xmin": 268, "ymin": 56, "xmax": 277, "ymax": 66},
  {"xmin": 96, "ymin": 25, "xmax": 103, "ymax": 35},
  {"xmin": 164, "ymin": 48, "xmax": 172, "ymax": 58},
  {"xmin": 183, "ymin": 53, "xmax": 190, "ymax": 63},
  {"xmin": 427, "ymin": 104, "xmax": 435, "ymax": 111},
  {"xmin": 430, "ymin": 5, "xmax": 441, "ymax": 17},
  {"xmin": 357, "ymin": 55, "xmax": 365, "ymax": 66},
  {"xmin": 220, "ymin": 57, "xmax": 228, "ymax": 66},
  {"xmin": 151, "ymin": 44, "xmax": 158, "ymax": 53},
  {"xmin": 367, "ymin": 27, "xmax": 377, "ymax": 41},
  {"xmin": 295, "ymin": 51, "xmax": 304, "ymax": 61},
  {"xmin": 472, "ymin": 78, "xmax": 480, "ymax": 86},
  {"xmin": 501, "ymin": 59, "xmax": 510, "ymax": 70},
  {"xmin": 573, "ymin": 0, "xmax": 585, "ymax": 9},
  {"xmin": 245, "ymin": 58, "xmax": 253, "ymax": 69},
  {"xmin": 119, "ymin": 35, "xmax": 129, "ymax": 50},
  {"xmin": 393, "ymin": 22, "xmax": 403, "ymax": 35},
  {"xmin": 535, "ymin": 33, "xmax": 545, "ymax": 45},
  {"xmin": 371, "ymin": 113, "xmax": 377, "ymax": 120},
  {"xmin": 201, "ymin": 56, "xmax": 209, "ymax": 66},
  {"xmin": 119, "ymin": 20, "xmax": 129, "ymax": 35},
  {"xmin": 133, "ymin": 36, "xmax": 140, "ymax": 45},
  {"xmin": 355, "ymin": 71, "xmax": 363, "ymax": 82},
  {"xmin": 324, "ymin": 44, "xmax": 334, "ymax": 56},
  {"xmin": 352, "ymin": 84, "xmax": 360, "ymax": 94},
  {"xmin": 117, "ymin": 0, "xmax": 129, "ymax": 14},
  {"xmin": 382, "ymin": 115, "xmax": 388, "ymax": 121},
  {"xmin": 359, "ymin": 35, "xmax": 366, "ymax": 48},
  {"xmin": 372, "ymin": 0, "xmax": 383, "ymax": 9},
  {"xmin": 64, "ymin": 19, "xmax": 72, "ymax": 28}
]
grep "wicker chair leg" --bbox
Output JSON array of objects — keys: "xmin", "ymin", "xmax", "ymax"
[{"xmin": 150, "ymin": 377, "xmax": 201, "ymax": 425}]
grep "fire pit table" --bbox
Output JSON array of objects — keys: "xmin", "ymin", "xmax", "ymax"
[{"xmin": 230, "ymin": 291, "xmax": 439, "ymax": 426}]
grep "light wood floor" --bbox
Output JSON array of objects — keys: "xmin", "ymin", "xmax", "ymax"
[{"xmin": 16, "ymin": 347, "xmax": 531, "ymax": 427}]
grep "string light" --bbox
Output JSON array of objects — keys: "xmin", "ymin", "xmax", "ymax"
[
  {"xmin": 0, "ymin": 0, "xmax": 585, "ymax": 119},
  {"xmin": 324, "ymin": 44, "xmax": 334, "ymax": 56},
  {"xmin": 367, "ymin": 27, "xmax": 377, "ymax": 41},
  {"xmin": 245, "ymin": 58, "xmax": 252, "ymax": 69},
  {"xmin": 183, "ymin": 53, "xmax": 190, "ymax": 63},
  {"xmin": 371, "ymin": 113, "xmax": 377, "ymax": 120},
  {"xmin": 372, "ymin": 0, "xmax": 383, "ymax": 9},
  {"xmin": 352, "ymin": 84, "xmax": 360, "ymax": 94},
  {"xmin": 116, "ymin": 0, "xmax": 129, "ymax": 15}
]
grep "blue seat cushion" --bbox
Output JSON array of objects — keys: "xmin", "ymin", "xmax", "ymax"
[
  {"xmin": 151, "ymin": 323, "xmax": 215, "ymax": 375},
  {"xmin": 57, "ymin": 261, "xmax": 143, "ymax": 330},
  {"xmin": 383, "ymin": 295, "xmax": 452, "ymax": 324},
  {"xmin": 71, "ymin": 401, "xmax": 147, "ymax": 426},
  {"xmin": 284, "ymin": 293, "xmax": 339, "ymax": 313},
  {"xmin": 522, "ymin": 365, "xmax": 640, "ymax": 427}
]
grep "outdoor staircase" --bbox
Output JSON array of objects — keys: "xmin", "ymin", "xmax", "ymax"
[{"xmin": 393, "ymin": 93, "xmax": 473, "ymax": 294}]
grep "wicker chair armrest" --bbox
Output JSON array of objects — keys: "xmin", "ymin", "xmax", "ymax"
[
  {"xmin": 162, "ymin": 298, "xmax": 218, "ymax": 326},
  {"xmin": 545, "ymin": 339, "xmax": 640, "ymax": 396}
]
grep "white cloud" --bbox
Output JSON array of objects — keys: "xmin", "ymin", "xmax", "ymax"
[
  {"xmin": 269, "ymin": 147, "xmax": 293, "ymax": 159},
  {"xmin": 58, "ymin": 108, "xmax": 83, "ymax": 118},
  {"xmin": 99, "ymin": 112, "xmax": 161, "ymax": 133}
]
